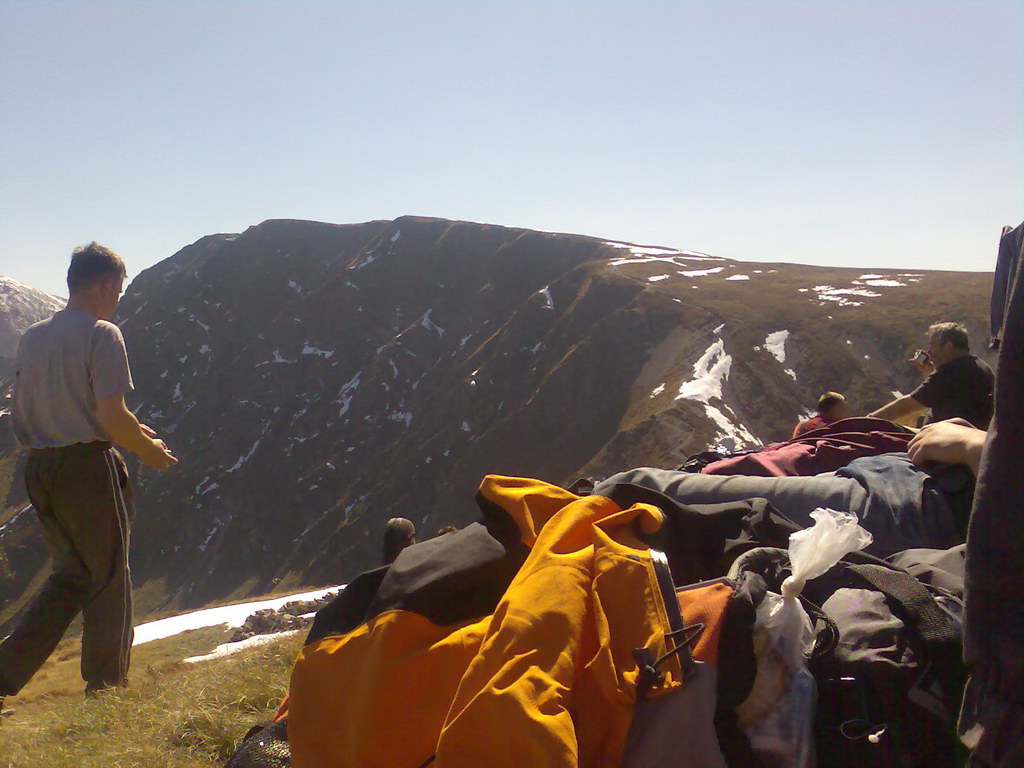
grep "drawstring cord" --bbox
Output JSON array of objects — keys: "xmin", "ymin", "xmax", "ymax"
[{"xmin": 633, "ymin": 622, "xmax": 705, "ymax": 698}]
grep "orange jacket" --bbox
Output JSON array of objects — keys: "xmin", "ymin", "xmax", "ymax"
[{"xmin": 287, "ymin": 475, "xmax": 689, "ymax": 768}]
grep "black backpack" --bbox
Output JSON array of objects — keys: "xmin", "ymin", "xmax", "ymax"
[{"xmin": 729, "ymin": 546, "xmax": 967, "ymax": 768}]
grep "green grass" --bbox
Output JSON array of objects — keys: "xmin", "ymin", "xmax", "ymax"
[{"xmin": 0, "ymin": 628, "xmax": 303, "ymax": 768}]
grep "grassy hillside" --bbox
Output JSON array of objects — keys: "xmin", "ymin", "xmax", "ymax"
[{"xmin": 0, "ymin": 627, "xmax": 300, "ymax": 768}]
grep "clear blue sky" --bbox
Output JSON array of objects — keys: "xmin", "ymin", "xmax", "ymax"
[{"xmin": 2, "ymin": 1, "xmax": 1021, "ymax": 297}]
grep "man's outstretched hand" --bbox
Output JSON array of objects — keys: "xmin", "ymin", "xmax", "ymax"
[
  {"xmin": 137, "ymin": 424, "xmax": 176, "ymax": 470},
  {"xmin": 907, "ymin": 418, "xmax": 986, "ymax": 476},
  {"xmin": 141, "ymin": 438, "xmax": 177, "ymax": 471},
  {"xmin": 97, "ymin": 396, "xmax": 178, "ymax": 471}
]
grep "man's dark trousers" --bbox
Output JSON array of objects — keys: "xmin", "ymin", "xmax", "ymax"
[{"xmin": 0, "ymin": 441, "xmax": 134, "ymax": 695}]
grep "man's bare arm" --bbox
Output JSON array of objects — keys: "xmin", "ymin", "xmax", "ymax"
[
  {"xmin": 907, "ymin": 419, "xmax": 986, "ymax": 476},
  {"xmin": 869, "ymin": 395, "xmax": 928, "ymax": 425},
  {"xmin": 96, "ymin": 394, "xmax": 177, "ymax": 470}
]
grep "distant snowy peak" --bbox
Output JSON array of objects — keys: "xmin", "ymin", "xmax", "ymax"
[
  {"xmin": 0, "ymin": 276, "xmax": 64, "ymax": 317},
  {"xmin": 0, "ymin": 276, "xmax": 65, "ymax": 358}
]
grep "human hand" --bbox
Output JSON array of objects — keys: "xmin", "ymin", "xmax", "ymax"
[
  {"xmin": 907, "ymin": 419, "xmax": 985, "ymax": 475},
  {"xmin": 141, "ymin": 438, "xmax": 178, "ymax": 471},
  {"xmin": 908, "ymin": 349, "xmax": 934, "ymax": 376}
]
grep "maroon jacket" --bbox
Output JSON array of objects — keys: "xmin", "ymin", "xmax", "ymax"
[
  {"xmin": 792, "ymin": 414, "xmax": 828, "ymax": 439},
  {"xmin": 703, "ymin": 417, "xmax": 913, "ymax": 477}
]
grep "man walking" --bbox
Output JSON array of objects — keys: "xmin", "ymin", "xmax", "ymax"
[{"xmin": 0, "ymin": 243, "xmax": 176, "ymax": 706}]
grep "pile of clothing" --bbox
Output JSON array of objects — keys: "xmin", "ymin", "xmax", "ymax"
[{"xmin": 225, "ymin": 421, "xmax": 972, "ymax": 768}]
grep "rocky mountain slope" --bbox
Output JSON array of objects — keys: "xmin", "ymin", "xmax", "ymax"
[
  {"xmin": 0, "ymin": 217, "xmax": 996, "ymax": 622},
  {"xmin": 0, "ymin": 277, "xmax": 65, "ymax": 360}
]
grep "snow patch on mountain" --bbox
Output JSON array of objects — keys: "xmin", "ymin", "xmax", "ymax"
[
  {"xmin": 389, "ymin": 409, "xmax": 413, "ymax": 427},
  {"xmin": 604, "ymin": 241, "xmax": 722, "ymax": 269},
  {"xmin": 675, "ymin": 330, "xmax": 758, "ymax": 450},
  {"xmin": 676, "ymin": 338, "xmax": 731, "ymax": 402},
  {"xmin": 814, "ymin": 285, "xmax": 883, "ymax": 299},
  {"xmin": 678, "ymin": 267, "xmax": 724, "ymax": 278},
  {"xmin": 0, "ymin": 505, "xmax": 31, "ymax": 536},
  {"xmin": 420, "ymin": 309, "xmax": 445, "ymax": 337},
  {"xmin": 765, "ymin": 330, "xmax": 789, "ymax": 364},
  {"xmin": 302, "ymin": 344, "xmax": 334, "ymax": 359},
  {"xmin": 226, "ymin": 433, "xmax": 263, "ymax": 472},
  {"xmin": 184, "ymin": 630, "xmax": 304, "ymax": 664},
  {"xmin": 703, "ymin": 405, "xmax": 759, "ymax": 451},
  {"xmin": 336, "ymin": 372, "xmax": 361, "ymax": 418},
  {"xmin": 132, "ymin": 585, "xmax": 344, "ymax": 646}
]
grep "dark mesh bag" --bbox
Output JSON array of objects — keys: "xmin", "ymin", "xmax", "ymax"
[
  {"xmin": 223, "ymin": 717, "xmax": 290, "ymax": 768},
  {"xmin": 730, "ymin": 546, "xmax": 967, "ymax": 768}
]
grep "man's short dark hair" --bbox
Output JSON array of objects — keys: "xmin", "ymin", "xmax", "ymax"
[
  {"xmin": 928, "ymin": 322, "xmax": 970, "ymax": 351},
  {"xmin": 817, "ymin": 391, "xmax": 845, "ymax": 413},
  {"xmin": 67, "ymin": 242, "xmax": 127, "ymax": 293}
]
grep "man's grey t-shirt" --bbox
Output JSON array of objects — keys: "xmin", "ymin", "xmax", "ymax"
[{"xmin": 12, "ymin": 309, "xmax": 134, "ymax": 448}]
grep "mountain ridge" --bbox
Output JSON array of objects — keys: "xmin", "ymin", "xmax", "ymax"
[{"xmin": 0, "ymin": 216, "xmax": 995, "ymax": 624}]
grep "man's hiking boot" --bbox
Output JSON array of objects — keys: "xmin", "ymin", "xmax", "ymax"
[{"xmin": 0, "ymin": 697, "xmax": 14, "ymax": 721}]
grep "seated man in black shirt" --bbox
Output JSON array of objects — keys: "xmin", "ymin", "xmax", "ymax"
[{"xmin": 869, "ymin": 321, "xmax": 995, "ymax": 429}]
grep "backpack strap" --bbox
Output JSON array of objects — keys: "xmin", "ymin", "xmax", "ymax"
[
  {"xmin": 844, "ymin": 564, "xmax": 958, "ymax": 644},
  {"xmin": 651, "ymin": 549, "xmax": 685, "ymax": 636},
  {"xmin": 844, "ymin": 563, "xmax": 965, "ymax": 700}
]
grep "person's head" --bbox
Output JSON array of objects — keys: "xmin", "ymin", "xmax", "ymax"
[
  {"xmin": 817, "ymin": 391, "xmax": 848, "ymax": 422},
  {"xmin": 926, "ymin": 322, "xmax": 970, "ymax": 366},
  {"xmin": 382, "ymin": 517, "xmax": 416, "ymax": 564},
  {"xmin": 67, "ymin": 243, "xmax": 127, "ymax": 320}
]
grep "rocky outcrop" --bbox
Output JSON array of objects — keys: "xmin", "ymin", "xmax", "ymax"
[
  {"xmin": 228, "ymin": 591, "xmax": 339, "ymax": 643},
  {"xmin": 0, "ymin": 217, "xmax": 996, "ymax": 623}
]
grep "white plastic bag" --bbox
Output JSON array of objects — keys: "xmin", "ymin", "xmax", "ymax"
[{"xmin": 741, "ymin": 508, "xmax": 873, "ymax": 768}]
